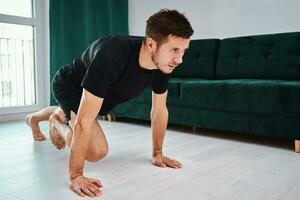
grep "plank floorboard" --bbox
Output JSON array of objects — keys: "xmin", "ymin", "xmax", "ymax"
[{"xmin": 0, "ymin": 119, "xmax": 299, "ymax": 200}]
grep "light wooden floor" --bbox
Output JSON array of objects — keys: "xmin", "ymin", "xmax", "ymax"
[{"xmin": 0, "ymin": 118, "xmax": 299, "ymax": 200}]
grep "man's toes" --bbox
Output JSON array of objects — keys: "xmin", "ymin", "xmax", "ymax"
[
  {"xmin": 34, "ymin": 134, "xmax": 46, "ymax": 141},
  {"xmin": 56, "ymin": 139, "xmax": 66, "ymax": 150},
  {"xmin": 50, "ymin": 137, "xmax": 61, "ymax": 149},
  {"xmin": 56, "ymin": 143, "xmax": 63, "ymax": 150},
  {"xmin": 35, "ymin": 136, "xmax": 46, "ymax": 141},
  {"xmin": 49, "ymin": 125, "xmax": 66, "ymax": 150},
  {"xmin": 59, "ymin": 143, "xmax": 66, "ymax": 149},
  {"xmin": 59, "ymin": 138, "xmax": 66, "ymax": 146}
]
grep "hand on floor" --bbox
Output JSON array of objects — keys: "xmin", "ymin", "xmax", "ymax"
[
  {"xmin": 152, "ymin": 154, "xmax": 183, "ymax": 169},
  {"xmin": 69, "ymin": 175, "xmax": 102, "ymax": 197}
]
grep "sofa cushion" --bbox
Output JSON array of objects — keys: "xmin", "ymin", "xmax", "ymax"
[
  {"xmin": 216, "ymin": 32, "xmax": 300, "ymax": 80},
  {"xmin": 118, "ymin": 77, "xmax": 300, "ymax": 117},
  {"xmin": 172, "ymin": 39, "xmax": 220, "ymax": 79},
  {"xmin": 179, "ymin": 79, "xmax": 300, "ymax": 117}
]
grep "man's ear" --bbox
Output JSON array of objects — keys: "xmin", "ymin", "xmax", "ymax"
[{"xmin": 146, "ymin": 37, "xmax": 157, "ymax": 53}]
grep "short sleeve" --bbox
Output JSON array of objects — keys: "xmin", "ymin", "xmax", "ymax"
[
  {"xmin": 81, "ymin": 49, "xmax": 120, "ymax": 98},
  {"xmin": 151, "ymin": 71, "xmax": 171, "ymax": 94}
]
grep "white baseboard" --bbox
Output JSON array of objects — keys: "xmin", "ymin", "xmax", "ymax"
[{"xmin": 0, "ymin": 112, "xmax": 30, "ymax": 123}]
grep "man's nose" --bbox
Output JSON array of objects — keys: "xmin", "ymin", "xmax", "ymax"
[{"xmin": 173, "ymin": 56, "xmax": 183, "ymax": 65}]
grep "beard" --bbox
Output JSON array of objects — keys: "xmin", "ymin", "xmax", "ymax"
[
  {"xmin": 151, "ymin": 51, "xmax": 159, "ymax": 67},
  {"xmin": 151, "ymin": 51, "xmax": 171, "ymax": 74}
]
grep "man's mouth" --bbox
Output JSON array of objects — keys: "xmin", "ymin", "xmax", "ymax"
[{"xmin": 168, "ymin": 64, "xmax": 177, "ymax": 68}]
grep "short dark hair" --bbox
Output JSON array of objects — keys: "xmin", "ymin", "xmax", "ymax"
[{"xmin": 145, "ymin": 9, "xmax": 194, "ymax": 46}]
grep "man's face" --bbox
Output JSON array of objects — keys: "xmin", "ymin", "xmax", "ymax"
[{"xmin": 151, "ymin": 35, "xmax": 190, "ymax": 74}]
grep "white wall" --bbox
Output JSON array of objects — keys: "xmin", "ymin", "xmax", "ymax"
[{"xmin": 129, "ymin": 0, "xmax": 300, "ymax": 39}]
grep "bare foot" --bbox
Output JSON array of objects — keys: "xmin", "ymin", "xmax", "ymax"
[
  {"xmin": 49, "ymin": 120, "xmax": 66, "ymax": 150},
  {"xmin": 25, "ymin": 115, "xmax": 46, "ymax": 141}
]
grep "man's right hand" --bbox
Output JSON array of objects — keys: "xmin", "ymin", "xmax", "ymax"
[{"xmin": 69, "ymin": 176, "xmax": 102, "ymax": 197}]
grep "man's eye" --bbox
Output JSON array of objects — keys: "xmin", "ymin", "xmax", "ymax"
[{"xmin": 171, "ymin": 48, "xmax": 178, "ymax": 53}]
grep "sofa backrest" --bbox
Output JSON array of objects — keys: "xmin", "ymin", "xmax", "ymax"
[
  {"xmin": 216, "ymin": 32, "xmax": 300, "ymax": 80},
  {"xmin": 172, "ymin": 39, "xmax": 220, "ymax": 79}
]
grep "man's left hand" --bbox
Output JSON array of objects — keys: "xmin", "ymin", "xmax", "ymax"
[{"xmin": 152, "ymin": 154, "xmax": 183, "ymax": 169}]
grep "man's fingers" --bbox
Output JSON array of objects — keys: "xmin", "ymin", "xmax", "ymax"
[
  {"xmin": 70, "ymin": 176, "xmax": 103, "ymax": 198},
  {"xmin": 81, "ymin": 187, "xmax": 95, "ymax": 197},
  {"xmin": 90, "ymin": 178, "xmax": 102, "ymax": 187},
  {"xmin": 87, "ymin": 185, "xmax": 102, "ymax": 197},
  {"xmin": 88, "ymin": 183, "xmax": 101, "ymax": 195},
  {"xmin": 72, "ymin": 188, "xmax": 85, "ymax": 197},
  {"xmin": 153, "ymin": 156, "xmax": 183, "ymax": 169},
  {"xmin": 178, "ymin": 162, "xmax": 183, "ymax": 168}
]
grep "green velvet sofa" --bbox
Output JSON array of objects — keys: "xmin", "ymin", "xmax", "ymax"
[{"xmin": 109, "ymin": 31, "xmax": 300, "ymax": 152}]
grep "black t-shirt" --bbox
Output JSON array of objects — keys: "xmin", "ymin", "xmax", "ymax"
[{"xmin": 58, "ymin": 35, "xmax": 170, "ymax": 114}]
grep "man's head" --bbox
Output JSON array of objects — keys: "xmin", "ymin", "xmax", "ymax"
[{"xmin": 144, "ymin": 9, "xmax": 194, "ymax": 74}]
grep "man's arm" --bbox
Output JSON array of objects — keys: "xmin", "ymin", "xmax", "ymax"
[
  {"xmin": 69, "ymin": 88, "xmax": 103, "ymax": 196},
  {"xmin": 150, "ymin": 90, "xmax": 182, "ymax": 169}
]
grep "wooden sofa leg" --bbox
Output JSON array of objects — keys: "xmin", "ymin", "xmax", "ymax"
[
  {"xmin": 105, "ymin": 114, "xmax": 116, "ymax": 122},
  {"xmin": 107, "ymin": 114, "xmax": 112, "ymax": 122},
  {"xmin": 295, "ymin": 140, "xmax": 300, "ymax": 153},
  {"xmin": 192, "ymin": 126, "xmax": 196, "ymax": 132}
]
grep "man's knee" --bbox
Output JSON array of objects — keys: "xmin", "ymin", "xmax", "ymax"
[{"xmin": 86, "ymin": 146, "xmax": 109, "ymax": 162}]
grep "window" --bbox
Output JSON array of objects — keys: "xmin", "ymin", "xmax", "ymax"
[
  {"xmin": 0, "ymin": 0, "xmax": 49, "ymax": 119},
  {"xmin": 0, "ymin": 23, "xmax": 35, "ymax": 107},
  {"xmin": 0, "ymin": 0, "xmax": 33, "ymax": 18}
]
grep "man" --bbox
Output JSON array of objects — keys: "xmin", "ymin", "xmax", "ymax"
[{"xmin": 26, "ymin": 9, "xmax": 193, "ymax": 197}]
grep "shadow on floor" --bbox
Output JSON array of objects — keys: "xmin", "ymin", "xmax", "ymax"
[{"xmin": 107, "ymin": 116, "xmax": 293, "ymax": 152}]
